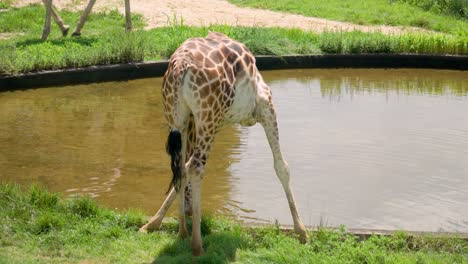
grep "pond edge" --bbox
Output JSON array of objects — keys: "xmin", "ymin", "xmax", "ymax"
[
  {"xmin": 244, "ymin": 223, "xmax": 468, "ymax": 241},
  {"xmin": 1, "ymin": 54, "xmax": 467, "ymax": 90}
]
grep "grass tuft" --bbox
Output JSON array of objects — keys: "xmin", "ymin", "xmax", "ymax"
[
  {"xmin": 31, "ymin": 211, "xmax": 65, "ymax": 234},
  {"xmin": 0, "ymin": 0, "xmax": 12, "ymax": 9},
  {"xmin": 318, "ymin": 31, "xmax": 468, "ymax": 55},
  {"xmin": 68, "ymin": 196, "xmax": 100, "ymax": 218},
  {"xmin": 29, "ymin": 184, "xmax": 59, "ymax": 209},
  {"xmin": 119, "ymin": 208, "xmax": 147, "ymax": 229}
]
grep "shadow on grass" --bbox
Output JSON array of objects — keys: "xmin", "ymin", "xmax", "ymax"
[
  {"xmin": 153, "ymin": 231, "xmax": 248, "ymax": 264},
  {"xmin": 14, "ymin": 36, "xmax": 99, "ymax": 48}
]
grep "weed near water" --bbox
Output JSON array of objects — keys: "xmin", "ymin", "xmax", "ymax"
[
  {"xmin": 0, "ymin": 183, "xmax": 467, "ymax": 263},
  {"xmin": 1, "ymin": 26, "xmax": 467, "ymax": 75},
  {"xmin": 318, "ymin": 30, "xmax": 468, "ymax": 54}
]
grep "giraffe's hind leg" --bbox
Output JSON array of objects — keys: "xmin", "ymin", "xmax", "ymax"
[
  {"xmin": 165, "ymin": 99, "xmax": 192, "ymax": 239},
  {"xmin": 258, "ymin": 99, "xmax": 309, "ymax": 243},
  {"xmin": 139, "ymin": 116, "xmax": 195, "ymax": 233},
  {"xmin": 139, "ymin": 187, "xmax": 176, "ymax": 233},
  {"xmin": 176, "ymin": 128, "xmax": 189, "ymax": 239},
  {"xmin": 183, "ymin": 116, "xmax": 197, "ymax": 217},
  {"xmin": 186, "ymin": 115, "xmax": 218, "ymax": 256}
]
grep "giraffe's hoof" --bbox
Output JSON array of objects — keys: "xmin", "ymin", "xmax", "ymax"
[
  {"xmin": 138, "ymin": 226, "xmax": 148, "ymax": 234},
  {"xmin": 295, "ymin": 225, "xmax": 309, "ymax": 244},
  {"xmin": 41, "ymin": 30, "xmax": 51, "ymax": 41},
  {"xmin": 299, "ymin": 232, "xmax": 309, "ymax": 244},
  {"xmin": 294, "ymin": 223, "xmax": 309, "ymax": 244},
  {"xmin": 71, "ymin": 32, "xmax": 81, "ymax": 37},
  {"xmin": 62, "ymin": 25, "xmax": 70, "ymax": 37}
]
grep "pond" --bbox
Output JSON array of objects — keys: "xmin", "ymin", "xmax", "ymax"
[{"xmin": 0, "ymin": 69, "xmax": 467, "ymax": 232}]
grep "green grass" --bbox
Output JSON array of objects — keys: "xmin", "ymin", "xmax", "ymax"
[
  {"xmin": 318, "ymin": 30, "xmax": 467, "ymax": 54},
  {"xmin": 2, "ymin": 26, "xmax": 466, "ymax": 75},
  {"xmin": 1, "ymin": 183, "xmax": 467, "ymax": 263},
  {"xmin": 390, "ymin": 0, "xmax": 468, "ymax": 19},
  {"xmin": 0, "ymin": 5, "xmax": 467, "ymax": 75},
  {"xmin": 0, "ymin": 0, "xmax": 12, "ymax": 9},
  {"xmin": 0, "ymin": 4, "xmax": 145, "ymax": 36},
  {"xmin": 228, "ymin": 0, "xmax": 468, "ymax": 36}
]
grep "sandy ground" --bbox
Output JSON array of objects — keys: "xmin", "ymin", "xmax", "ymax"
[
  {"xmin": 0, "ymin": 32, "xmax": 24, "ymax": 40},
  {"xmin": 12, "ymin": 0, "xmax": 425, "ymax": 34}
]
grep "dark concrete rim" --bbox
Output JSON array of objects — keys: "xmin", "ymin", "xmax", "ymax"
[
  {"xmin": 244, "ymin": 223, "xmax": 468, "ymax": 240},
  {"xmin": 1, "ymin": 54, "xmax": 467, "ymax": 90}
]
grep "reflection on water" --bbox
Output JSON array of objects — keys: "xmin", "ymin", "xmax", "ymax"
[
  {"xmin": 0, "ymin": 69, "xmax": 467, "ymax": 232},
  {"xmin": 0, "ymin": 80, "xmax": 243, "ymax": 216}
]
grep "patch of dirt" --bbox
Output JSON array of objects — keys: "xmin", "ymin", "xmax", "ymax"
[
  {"xmin": 0, "ymin": 32, "xmax": 24, "ymax": 40},
  {"xmin": 14, "ymin": 0, "xmax": 425, "ymax": 34}
]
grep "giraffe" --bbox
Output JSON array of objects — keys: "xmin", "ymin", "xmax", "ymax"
[
  {"xmin": 41, "ymin": 0, "xmax": 70, "ymax": 40},
  {"xmin": 144, "ymin": 32, "xmax": 308, "ymax": 256},
  {"xmin": 41, "ymin": 0, "xmax": 132, "ymax": 41}
]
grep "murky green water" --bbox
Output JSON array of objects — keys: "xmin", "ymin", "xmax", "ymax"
[{"xmin": 1, "ymin": 69, "xmax": 467, "ymax": 232}]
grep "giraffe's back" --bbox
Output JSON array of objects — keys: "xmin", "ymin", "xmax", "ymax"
[{"xmin": 163, "ymin": 32, "xmax": 260, "ymax": 128}]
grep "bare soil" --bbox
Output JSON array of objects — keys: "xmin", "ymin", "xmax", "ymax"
[
  {"xmin": 14, "ymin": 0, "xmax": 425, "ymax": 34},
  {"xmin": 0, "ymin": 32, "xmax": 24, "ymax": 40}
]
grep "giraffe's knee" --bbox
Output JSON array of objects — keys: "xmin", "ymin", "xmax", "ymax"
[
  {"xmin": 184, "ymin": 184, "xmax": 193, "ymax": 216},
  {"xmin": 186, "ymin": 157, "xmax": 205, "ymax": 179}
]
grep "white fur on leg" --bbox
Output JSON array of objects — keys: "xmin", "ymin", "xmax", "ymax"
[
  {"xmin": 178, "ymin": 177, "xmax": 189, "ymax": 238},
  {"xmin": 191, "ymin": 175, "xmax": 204, "ymax": 256},
  {"xmin": 259, "ymin": 101, "xmax": 309, "ymax": 243},
  {"xmin": 274, "ymin": 157, "xmax": 308, "ymax": 243},
  {"xmin": 139, "ymin": 187, "xmax": 177, "ymax": 233}
]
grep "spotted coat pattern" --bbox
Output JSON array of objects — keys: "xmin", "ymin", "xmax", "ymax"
[{"xmin": 161, "ymin": 32, "xmax": 308, "ymax": 255}]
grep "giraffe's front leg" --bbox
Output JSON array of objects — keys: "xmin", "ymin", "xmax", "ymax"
[
  {"xmin": 41, "ymin": 0, "xmax": 52, "ymax": 41},
  {"xmin": 259, "ymin": 100, "xmax": 309, "ymax": 244},
  {"xmin": 40, "ymin": 0, "xmax": 69, "ymax": 36},
  {"xmin": 72, "ymin": 0, "xmax": 96, "ymax": 37}
]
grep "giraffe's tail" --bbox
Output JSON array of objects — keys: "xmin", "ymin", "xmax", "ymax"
[{"xmin": 166, "ymin": 128, "xmax": 182, "ymax": 194}]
